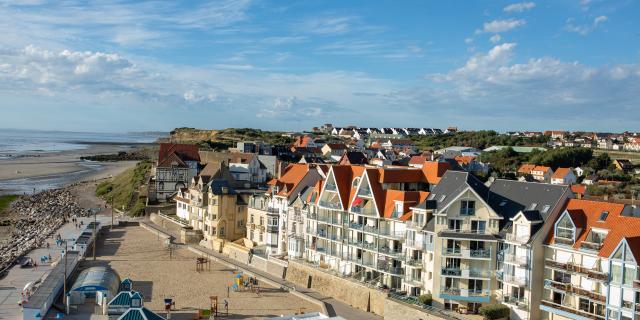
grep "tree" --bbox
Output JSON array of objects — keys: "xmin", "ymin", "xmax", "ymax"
[{"xmin": 588, "ymin": 153, "xmax": 613, "ymax": 171}]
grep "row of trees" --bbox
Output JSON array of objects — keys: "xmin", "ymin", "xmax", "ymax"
[{"xmin": 411, "ymin": 130, "xmax": 549, "ymax": 151}]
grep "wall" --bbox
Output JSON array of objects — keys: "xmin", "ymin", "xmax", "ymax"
[
  {"xmin": 285, "ymin": 260, "xmax": 388, "ymax": 316},
  {"xmin": 383, "ymin": 299, "xmax": 448, "ymax": 320}
]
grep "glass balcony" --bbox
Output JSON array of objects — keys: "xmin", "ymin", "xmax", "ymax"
[
  {"xmin": 442, "ymin": 248, "xmax": 491, "ymax": 259},
  {"xmin": 440, "ymin": 286, "xmax": 490, "ymax": 299},
  {"xmin": 325, "ymin": 183, "xmax": 337, "ymax": 192},
  {"xmin": 404, "ymin": 276, "xmax": 423, "ymax": 287},
  {"xmin": 441, "ymin": 267, "xmax": 492, "ymax": 278},
  {"xmin": 318, "ymin": 200, "xmax": 342, "ymax": 210},
  {"xmin": 502, "ymin": 296, "xmax": 528, "ymax": 310},
  {"xmin": 503, "ymin": 274, "xmax": 528, "ymax": 287},
  {"xmin": 503, "ymin": 253, "xmax": 529, "ymax": 267},
  {"xmin": 405, "ymin": 257, "xmax": 423, "ymax": 267},
  {"xmin": 378, "ymin": 264, "xmax": 404, "ymax": 275}
]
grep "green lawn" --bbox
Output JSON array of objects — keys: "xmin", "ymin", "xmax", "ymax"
[{"xmin": 0, "ymin": 195, "xmax": 19, "ymax": 215}]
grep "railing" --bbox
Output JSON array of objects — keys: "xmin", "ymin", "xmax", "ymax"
[
  {"xmin": 266, "ymin": 207, "xmax": 280, "ymax": 214},
  {"xmin": 442, "ymin": 248, "xmax": 491, "ymax": 259},
  {"xmin": 504, "ymin": 253, "xmax": 529, "ymax": 267},
  {"xmin": 554, "ymin": 237, "xmax": 574, "ymax": 246},
  {"xmin": 405, "ymin": 258, "xmax": 423, "ymax": 267},
  {"xmin": 405, "ymin": 220, "xmax": 425, "ymax": 230},
  {"xmin": 544, "ymin": 259, "xmax": 608, "ymax": 281},
  {"xmin": 378, "ymin": 246, "xmax": 405, "ymax": 259},
  {"xmin": 441, "ymin": 287, "xmax": 490, "ymax": 298},
  {"xmin": 503, "ymin": 274, "xmax": 528, "ymax": 287},
  {"xmin": 265, "ymin": 225, "xmax": 278, "ymax": 233},
  {"xmin": 351, "ymin": 206, "xmax": 376, "ymax": 215},
  {"xmin": 441, "ymin": 267, "xmax": 492, "ymax": 278},
  {"xmin": 357, "ymin": 187, "xmax": 372, "ymax": 197},
  {"xmin": 325, "ymin": 183, "xmax": 337, "ymax": 191},
  {"xmin": 505, "ymin": 233, "xmax": 530, "ymax": 244},
  {"xmin": 378, "ymin": 264, "xmax": 404, "ymax": 275},
  {"xmin": 502, "ymin": 296, "xmax": 529, "ymax": 310},
  {"xmin": 387, "ymin": 293, "xmax": 477, "ymax": 320},
  {"xmin": 540, "ymin": 300, "xmax": 605, "ymax": 319},
  {"xmin": 444, "ymin": 227, "xmax": 487, "ymax": 235},
  {"xmin": 404, "ymin": 276, "xmax": 423, "ymax": 287},
  {"xmin": 318, "ymin": 200, "xmax": 342, "ymax": 210},
  {"xmin": 543, "ymin": 279, "xmax": 606, "ymax": 303},
  {"xmin": 581, "ymin": 241, "xmax": 603, "ymax": 251}
]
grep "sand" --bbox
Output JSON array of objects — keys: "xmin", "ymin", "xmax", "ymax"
[
  {"xmin": 88, "ymin": 225, "xmax": 320, "ymax": 319},
  {"xmin": 0, "ymin": 144, "xmax": 135, "ymax": 181}
]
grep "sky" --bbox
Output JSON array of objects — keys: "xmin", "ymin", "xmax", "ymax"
[{"xmin": 0, "ymin": 0, "xmax": 638, "ymax": 133}]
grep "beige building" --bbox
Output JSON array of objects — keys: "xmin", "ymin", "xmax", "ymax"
[{"xmin": 175, "ymin": 162, "xmax": 247, "ymax": 249}]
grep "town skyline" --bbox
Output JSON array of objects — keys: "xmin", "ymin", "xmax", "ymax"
[{"xmin": 1, "ymin": 1, "xmax": 638, "ymax": 132}]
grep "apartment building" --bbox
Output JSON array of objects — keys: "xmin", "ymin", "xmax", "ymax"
[
  {"xmin": 542, "ymin": 199, "xmax": 640, "ymax": 320},
  {"xmin": 408, "ymin": 172, "xmax": 570, "ymax": 317},
  {"xmin": 304, "ymin": 161, "xmax": 450, "ymax": 290},
  {"xmin": 246, "ymin": 163, "xmax": 326, "ymax": 257},
  {"xmin": 175, "ymin": 162, "xmax": 247, "ymax": 247}
]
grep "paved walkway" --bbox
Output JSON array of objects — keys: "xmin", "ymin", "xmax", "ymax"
[
  {"xmin": 0, "ymin": 216, "xmax": 110, "ymax": 320},
  {"xmin": 141, "ymin": 220, "xmax": 382, "ymax": 320}
]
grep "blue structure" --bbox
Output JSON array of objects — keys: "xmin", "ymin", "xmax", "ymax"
[
  {"xmin": 68, "ymin": 266, "xmax": 120, "ymax": 305},
  {"xmin": 117, "ymin": 293, "xmax": 165, "ymax": 320}
]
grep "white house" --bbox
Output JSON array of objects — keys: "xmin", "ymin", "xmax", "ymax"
[{"xmin": 550, "ymin": 167, "xmax": 577, "ymax": 185}]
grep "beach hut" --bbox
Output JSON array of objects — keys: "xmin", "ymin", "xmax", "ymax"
[
  {"xmin": 108, "ymin": 279, "xmax": 139, "ymax": 315},
  {"xmin": 68, "ymin": 266, "xmax": 120, "ymax": 305},
  {"xmin": 117, "ymin": 293, "xmax": 165, "ymax": 320}
]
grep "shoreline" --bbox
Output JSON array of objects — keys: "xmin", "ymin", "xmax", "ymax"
[{"xmin": 0, "ymin": 143, "xmax": 145, "ymax": 195}]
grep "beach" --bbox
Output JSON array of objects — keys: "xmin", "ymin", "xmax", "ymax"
[{"xmin": 0, "ymin": 144, "xmax": 150, "ymax": 195}]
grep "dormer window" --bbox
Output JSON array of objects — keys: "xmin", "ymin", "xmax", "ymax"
[
  {"xmin": 598, "ymin": 211, "xmax": 609, "ymax": 221},
  {"xmin": 439, "ymin": 195, "xmax": 446, "ymax": 202},
  {"xmin": 352, "ymin": 177, "xmax": 361, "ymax": 189},
  {"xmin": 555, "ymin": 213, "xmax": 575, "ymax": 246},
  {"xmin": 528, "ymin": 203, "xmax": 538, "ymax": 211},
  {"xmin": 582, "ymin": 229, "xmax": 607, "ymax": 251},
  {"xmin": 542, "ymin": 205, "xmax": 551, "ymax": 214}
]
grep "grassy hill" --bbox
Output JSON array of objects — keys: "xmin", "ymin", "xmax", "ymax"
[
  {"xmin": 0, "ymin": 195, "xmax": 19, "ymax": 216},
  {"xmin": 169, "ymin": 127, "xmax": 295, "ymax": 150},
  {"xmin": 95, "ymin": 160, "xmax": 151, "ymax": 216}
]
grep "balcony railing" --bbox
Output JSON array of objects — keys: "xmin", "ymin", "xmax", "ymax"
[
  {"xmin": 318, "ymin": 200, "xmax": 342, "ymax": 210},
  {"xmin": 266, "ymin": 225, "xmax": 278, "ymax": 233},
  {"xmin": 404, "ymin": 276, "xmax": 423, "ymax": 287},
  {"xmin": 325, "ymin": 183, "xmax": 337, "ymax": 191},
  {"xmin": 378, "ymin": 264, "xmax": 404, "ymax": 275},
  {"xmin": 441, "ymin": 267, "xmax": 492, "ymax": 278},
  {"xmin": 544, "ymin": 259, "xmax": 608, "ymax": 281},
  {"xmin": 505, "ymin": 233, "xmax": 530, "ymax": 244},
  {"xmin": 440, "ymin": 287, "xmax": 490, "ymax": 298},
  {"xmin": 442, "ymin": 248, "xmax": 491, "ymax": 259},
  {"xmin": 502, "ymin": 296, "xmax": 528, "ymax": 310},
  {"xmin": 540, "ymin": 300, "xmax": 605, "ymax": 319},
  {"xmin": 503, "ymin": 274, "xmax": 528, "ymax": 287},
  {"xmin": 405, "ymin": 258, "xmax": 423, "ymax": 267},
  {"xmin": 503, "ymin": 253, "xmax": 529, "ymax": 267},
  {"xmin": 405, "ymin": 220, "xmax": 425, "ymax": 230},
  {"xmin": 444, "ymin": 227, "xmax": 487, "ymax": 235},
  {"xmin": 580, "ymin": 240, "xmax": 603, "ymax": 251},
  {"xmin": 554, "ymin": 236, "xmax": 574, "ymax": 246},
  {"xmin": 543, "ymin": 279, "xmax": 606, "ymax": 303}
]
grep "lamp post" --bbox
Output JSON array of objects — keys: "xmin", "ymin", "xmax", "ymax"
[
  {"xmin": 111, "ymin": 195, "xmax": 114, "ymax": 230},
  {"xmin": 93, "ymin": 207, "xmax": 97, "ymax": 261}
]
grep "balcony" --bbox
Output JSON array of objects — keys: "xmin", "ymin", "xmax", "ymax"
[
  {"xmin": 405, "ymin": 220, "xmax": 425, "ymax": 230},
  {"xmin": 502, "ymin": 296, "xmax": 528, "ymax": 310},
  {"xmin": 505, "ymin": 233, "xmax": 529, "ymax": 244},
  {"xmin": 503, "ymin": 253, "xmax": 529, "ymax": 267},
  {"xmin": 543, "ymin": 280, "xmax": 606, "ymax": 303},
  {"xmin": 441, "ymin": 267, "xmax": 492, "ymax": 279},
  {"xmin": 357, "ymin": 187, "xmax": 372, "ymax": 197},
  {"xmin": 554, "ymin": 236, "xmax": 574, "ymax": 246},
  {"xmin": 266, "ymin": 225, "xmax": 278, "ymax": 233},
  {"xmin": 378, "ymin": 246, "xmax": 405, "ymax": 259},
  {"xmin": 404, "ymin": 276, "xmax": 423, "ymax": 287},
  {"xmin": 540, "ymin": 300, "xmax": 605, "ymax": 320},
  {"xmin": 503, "ymin": 274, "xmax": 528, "ymax": 287},
  {"xmin": 351, "ymin": 206, "xmax": 377, "ymax": 215},
  {"xmin": 405, "ymin": 258, "xmax": 423, "ymax": 267},
  {"xmin": 405, "ymin": 239, "xmax": 426, "ymax": 250},
  {"xmin": 442, "ymin": 248, "xmax": 491, "ymax": 259},
  {"xmin": 378, "ymin": 264, "xmax": 404, "ymax": 276},
  {"xmin": 318, "ymin": 200, "xmax": 342, "ymax": 210},
  {"xmin": 544, "ymin": 259, "xmax": 608, "ymax": 281},
  {"xmin": 580, "ymin": 240, "xmax": 603, "ymax": 251},
  {"xmin": 325, "ymin": 183, "xmax": 337, "ymax": 192},
  {"xmin": 440, "ymin": 287, "xmax": 491, "ymax": 302},
  {"xmin": 288, "ymin": 232, "xmax": 304, "ymax": 240}
]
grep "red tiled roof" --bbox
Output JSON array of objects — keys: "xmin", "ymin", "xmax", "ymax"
[
  {"xmin": 454, "ymin": 155, "xmax": 476, "ymax": 165},
  {"xmin": 269, "ymin": 163, "xmax": 311, "ymax": 199},
  {"xmin": 533, "ymin": 165, "xmax": 551, "ymax": 173},
  {"xmin": 548, "ymin": 199, "xmax": 640, "ymax": 261},
  {"xmin": 159, "ymin": 143, "xmax": 200, "ymax": 163},
  {"xmin": 552, "ymin": 167, "xmax": 572, "ymax": 179},
  {"xmin": 570, "ymin": 184, "xmax": 587, "ymax": 196},
  {"xmin": 421, "ymin": 161, "xmax": 451, "ymax": 184},
  {"xmin": 408, "ymin": 155, "xmax": 427, "ymax": 165},
  {"xmin": 518, "ymin": 164, "xmax": 536, "ymax": 174}
]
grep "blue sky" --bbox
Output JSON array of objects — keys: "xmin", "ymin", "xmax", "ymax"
[{"xmin": 0, "ymin": 0, "xmax": 638, "ymax": 132}]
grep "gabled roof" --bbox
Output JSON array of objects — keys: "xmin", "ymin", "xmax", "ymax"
[
  {"xmin": 324, "ymin": 143, "xmax": 347, "ymax": 150},
  {"xmin": 571, "ymin": 184, "xmax": 587, "ymax": 196},
  {"xmin": 547, "ymin": 199, "xmax": 640, "ymax": 261},
  {"xmin": 517, "ymin": 164, "xmax": 536, "ymax": 174},
  {"xmin": 418, "ymin": 171, "xmax": 489, "ymax": 212},
  {"xmin": 339, "ymin": 151, "xmax": 368, "ymax": 165},
  {"xmin": 157, "ymin": 152, "xmax": 188, "ymax": 168},
  {"xmin": 533, "ymin": 165, "xmax": 551, "ymax": 173},
  {"xmin": 552, "ymin": 167, "xmax": 573, "ymax": 179},
  {"xmin": 118, "ymin": 307, "xmax": 165, "ymax": 320},
  {"xmin": 158, "ymin": 143, "xmax": 200, "ymax": 163}
]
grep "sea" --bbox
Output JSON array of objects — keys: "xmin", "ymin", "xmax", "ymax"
[{"xmin": 0, "ymin": 129, "xmax": 164, "ymax": 195}]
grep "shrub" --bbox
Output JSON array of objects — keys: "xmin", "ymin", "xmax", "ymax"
[
  {"xmin": 95, "ymin": 182, "xmax": 113, "ymax": 196},
  {"xmin": 417, "ymin": 294, "xmax": 432, "ymax": 306},
  {"xmin": 479, "ymin": 304, "xmax": 510, "ymax": 320}
]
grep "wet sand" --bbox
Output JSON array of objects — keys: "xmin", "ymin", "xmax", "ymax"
[{"xmin": 0, "ymin": 144, "xmax": 142, "ymax": 195}]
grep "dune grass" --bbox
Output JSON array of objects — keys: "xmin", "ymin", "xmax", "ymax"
[{"xmin": 0, "ymin": 195, "xmax": 19, "ymax": 215}]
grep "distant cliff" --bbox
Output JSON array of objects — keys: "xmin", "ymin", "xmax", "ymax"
[{"xmin": 168, "ymin": 128, "xmax": 295, "ymax": 150}]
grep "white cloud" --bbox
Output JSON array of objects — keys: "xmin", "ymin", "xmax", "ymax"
[
  {"xmin": 419, "ymin": 43, "xmax": 640, "ymax": 127},
  {"xmin": 504, "ymin": 2, "xmax": 536, "ymax": 13},
  {"xmin": 477, "ymin": 19, "xmax": 526, "ymax": 33},
  {"xmin": 489, "ymin": 34, "xmax": 502, "ymax": 44},
  {"xmin": 213, "ymin": 64, "xmax": 255, "ymax": 71},
  {"xmin": 565, "ymin": 16, "xmax": 608, "ymax": 35},
  {"xmin": 183, "ymin": 90, "xmax": 204, "ymax": 103},
  {"xmin": 465, "ymin": 38, "xmax": 474, "ymax": 45},
  {"xmin": 303, "ymin": 16, "xmax": 357, "ymax": 35}
]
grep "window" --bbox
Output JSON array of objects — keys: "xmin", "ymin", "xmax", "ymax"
[
  {"xmin": 237, "ymin": 220, "xmax": 244, "ymax": 228},
  {"xmin": 542, "ymin": 205, "xmax": 551, "ymax": 214},
  {"xmin": 259, "ymin": 233, "xmax": 263, "ymax": 242},
  {"xmin": 460, "ymin": 200, "xmax": 475, "ymax": 215},
  {"xmin": 555, "ymin": 214, "xmax": 575, "ymax": 242},
  {"xmin": 220, "ymin": 227, "xmax": 225, "ymax": 236},
  {"xmin": 471, "ymin": 221, "xmax": 486, "ymax": 234},
  {"xmin": 249, "ymin": 230, "xmax": 254, "ymax": 240},
  {"xmin": 250, "ymin": 215, "xmax": 254, "ymax": 224},
  {"xmin": 448, "ymin": 219, "xmax": 462, "ymax": 231},
  {"xmin": 611, "ymin": 264, "xmax": 623, "ymax": 283},
  {"xmin": 528, "ymin": 203, "xmax": 538, "ymax": 211},
  {"xmin": 624, "ymin": 266, "xmax": 636, "ymax": 286},
  {"xmin": 439, "ymin": 195, "xmax": 446, "ymax": 202},
  {"xmin": 499, "ymin": 200, "xmax": 507, "ymax": 207},
  {"xmin": 352, "ymin": 177, "xmax": 361, "ymax": 189},
  {"xmin": 599, "ymin": 211, "xmax": 609, "ymax": 221}
]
